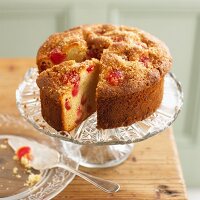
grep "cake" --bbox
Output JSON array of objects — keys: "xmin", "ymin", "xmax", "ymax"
[
  {"xmin": 37, "ymin": 59, "xmax": 100, "ymax": 131},
  {"xmin": 36, "ymin": 24, "xmax": 172, "ymax": 131}
]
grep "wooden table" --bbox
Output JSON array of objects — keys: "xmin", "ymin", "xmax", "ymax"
[{"xmin": 0, "ymin": 59, "xmax": 188, "ymax": 200}]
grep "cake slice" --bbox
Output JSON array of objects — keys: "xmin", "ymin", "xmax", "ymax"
[{"xmin": 36, "ymin": 59, "xmax": 100, "ymax": 131}]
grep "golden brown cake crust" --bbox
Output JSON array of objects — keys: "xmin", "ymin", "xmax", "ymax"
[
  {"xmin": 97, "ymin": 78, "xmax": 164, "ymax": 129},
  {"xmin": 39, "ymin": 89, "xmax": 64, "ymax": 131},
  {"xmin": 36, "ymin": 24, "xmax": 172, "ymax": 131}
]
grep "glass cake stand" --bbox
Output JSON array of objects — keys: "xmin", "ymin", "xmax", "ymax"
[{"xmin": 16, "ymin": 68, "xmax": 183, "ymax": 168}]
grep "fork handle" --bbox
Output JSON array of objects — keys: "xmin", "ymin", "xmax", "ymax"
[{"xmin": 56, "ymin": 162, "xmax": 120, "ymax": 193}]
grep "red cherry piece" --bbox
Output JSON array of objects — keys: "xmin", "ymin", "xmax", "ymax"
[
  {"xmin": 72, "ymin": 84, "xmax": 79, "ymax": 97},
  {"xmin": 86, "ymin": 65, "xmax": 94, "ymax": 73},
  {"xmin": 16, "ymin": 146, "xmax": 31, "ymax": 160},
  {"xmin": 65, "ymin": 99, "xmax": 71, "ymax": 110},
  {"xmin": 81, "ymin": 95, "xmax": 87, "ymax": 105},
  {"xmin": 69, "ymin": 72, "xmax": 80, "ymax": 85},
  {"xmin": 140, "ymin": 56, "xmax": 149, "ymax": 67},
  {"xmin": 62, "ymin": 71, "xmax": 80, "ymax": 85},
  {"xmin": 49, "ymin": 48, "xmax": 66, "ymax": 65},
  {"xmin": 106, "ymin": 70, "xmax": 123, "ymax": 86}
]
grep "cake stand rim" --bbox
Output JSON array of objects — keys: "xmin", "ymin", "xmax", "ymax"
[{"xmin": 16, "ymin": 68, "xmax": 183, "ymax": 146}]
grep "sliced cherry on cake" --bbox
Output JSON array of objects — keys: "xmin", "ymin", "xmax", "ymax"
[
  {"xmin": 49, "ymin": 48, "xmax": 66, "ymax": 64},
  {"xmin": 72, "ymin": 83, "xmax": 79, "ymax": 97},
  {"xmin": 69, "ymin": 72, "xmax": 80, "ymax": 85},
  {"xmin": 86, "ymin": 65, "xmax": 94, "ymax": 73},
  {"xmin": 65, "ymin": 98, "xmax": 71, "ymax": 110},
  {"xmin": 62, "ymin": 70, "xmax": 80, "ymax": 97},
  {"xmin": 106, "ymin": 70, "xmax": 124, "ymax": 86},
  {"xmin": 63, "ymin": 70, "xmax": 80, "ymax": 85}
]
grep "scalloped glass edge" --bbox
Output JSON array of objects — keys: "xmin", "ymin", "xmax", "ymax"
[{"xmin": 16, "ymin": 67, "xmax": 183, "ymax": 145}]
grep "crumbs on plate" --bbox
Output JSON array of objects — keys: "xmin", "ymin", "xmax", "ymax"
[
  {"xmin": 14, "ymin": 145, "xmax": 41, "ymax": 186},
  {"xmin": 24, "ymin": 173, "xmax": 41, "ymax": 186},
  {"xmin": 1, "ymin": 139, "xmax": 41, "ymax": 187}
]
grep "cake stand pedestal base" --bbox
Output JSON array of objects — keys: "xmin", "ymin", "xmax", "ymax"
[{"xmin": 62, "ymin": 141, "xmax": 134, "ymax": 168}]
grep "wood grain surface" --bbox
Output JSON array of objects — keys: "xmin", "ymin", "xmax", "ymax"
[{"xmin": 0, "ymin": 59, "xmax": 188, "ymax": 200}]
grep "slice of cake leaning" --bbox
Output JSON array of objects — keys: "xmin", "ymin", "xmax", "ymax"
[{"xmin": 36, "ymin": 59, "xmax": 100, "ymax": 131}]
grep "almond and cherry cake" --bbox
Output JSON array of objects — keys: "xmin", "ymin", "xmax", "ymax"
[{"xmin": 36, "ymin": 24, "xmax": 172, "ymax": 131}]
